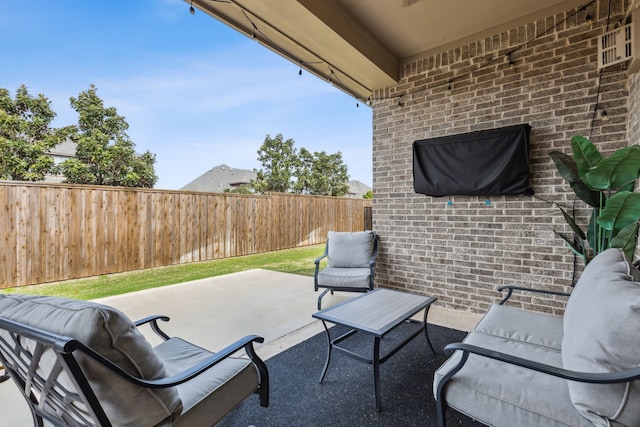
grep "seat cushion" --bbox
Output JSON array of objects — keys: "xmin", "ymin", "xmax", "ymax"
[
  {"xmin": 434, "ymin": 304, "xmax": 586, "ymax": 426},
  {"xmin": 434, "ymin": 330, "xmax": 593, "ymax": 427},
  {"xmin": 155, "ymin": 337, "xmax": 259, "ymax": 427},
  {"xmin": 317, "ymin": 267, "xmax": 371, "ymax": 289},
  {"xmin": 327, "ymin": 231, "xmax": 374, "ymax": 268},
  {"xmin": 562, "ymin": 248, "xmax": 640, "ymax": 426},
  {"xmin": 0, "ymin": 294, "xmax": 182, "ymax": 427}
]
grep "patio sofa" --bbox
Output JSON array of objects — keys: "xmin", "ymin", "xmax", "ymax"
[{"xmin": 434, "ymin": 248, "xmax": 640, "ymax": 427}]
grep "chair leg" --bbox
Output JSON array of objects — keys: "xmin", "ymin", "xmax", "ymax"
[
  {"xmin": 436, "ymin": 398, "xmax": 446, "ymax": 427},
  {"xmin": 317, "ymin": 289, "xmax": 331, "ymax": 310}
]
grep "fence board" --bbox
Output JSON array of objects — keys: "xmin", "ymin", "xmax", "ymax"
[{"xmin": 0, "ymin": 182, "xmax": 372, "ymax": 288}]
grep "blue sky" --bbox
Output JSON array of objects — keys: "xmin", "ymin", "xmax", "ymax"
[{"xmin": 0, "ymin": 0, "xmax": 372, "ymax": 189}]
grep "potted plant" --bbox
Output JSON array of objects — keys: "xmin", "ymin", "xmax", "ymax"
[{"xmin": 549, "ymin": 136, "xmax": 640, "ymax": 264}]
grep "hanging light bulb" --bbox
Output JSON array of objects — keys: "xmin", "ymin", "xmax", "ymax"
[
  {"xmin": 585, "ymin": 13, "xmax": 592, "ymax": 27},
  {"xmin": 581, "ymin": 3, "xmax": 593, "ymax": 29},
  {"xmin": 366, "ymin": 96, "xmax": 372, "ymax": 106},
  {"xmin": 189, "ymin": 1, "xmax": 195, "ymax": 15},
  {"xmin": 595, "ymin": 105, "xmax": 609, "ymax": 121}
]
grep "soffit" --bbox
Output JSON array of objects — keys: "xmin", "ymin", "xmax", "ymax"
[{"xmin": 191, "ymin": 0, "xmax": 590, "ymax": 100}]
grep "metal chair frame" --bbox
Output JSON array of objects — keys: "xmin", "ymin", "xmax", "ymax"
[
  {"xmin": 435, "ymin": 286, "xmax": 640, "ymax": 427},
  {"xmin": 0, "ymin": 315, "xmax": 268, "ymax": 427},
  {"xmin": 314, "ymin": 232, "xmax": 379, "ymax": 310}
]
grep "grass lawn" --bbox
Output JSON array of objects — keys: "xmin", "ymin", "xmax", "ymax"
[{"xmin": 2, "ymin": 244, "xmax": 326, "ymax": 300}]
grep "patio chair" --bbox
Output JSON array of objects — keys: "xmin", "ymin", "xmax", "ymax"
[
  {"xmin": 314, "ymin": 230, "xmax": 379, "ymax": 310},
  {"xmin": 0, "ymin": 294, "xmax": 269, "ymax": 427}
]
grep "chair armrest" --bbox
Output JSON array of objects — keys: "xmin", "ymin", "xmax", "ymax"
[
  {"xmin": 497, "ymin": 285, "xmax": 571, "ymax": 305},
  {"xmin": 443, "ymin": 342, "xmax": 640, "ymax": 384},
  {"xmin": 314, "ymin": 245, "xmax": 329, "ymax": 291},
  {"xmin": 134, "ymin": 315, "xmax": 171, "ymax": 341},
  {"xmin": 314, "ymin": 246, "xmax": 329, "ymax": 266},
  {"xmin": 68, "ymin": 335, "xmax": 267, "ymax": 389}
]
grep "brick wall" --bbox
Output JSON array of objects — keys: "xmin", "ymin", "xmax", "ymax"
[{"xmin": 372, "ymin": 0, "xmax": 634, "ymax": 315}]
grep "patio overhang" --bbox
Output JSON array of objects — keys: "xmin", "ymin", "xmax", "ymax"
[{"xmin": 190, "ymin": 0, "xmax": 590, "ymax": 101}]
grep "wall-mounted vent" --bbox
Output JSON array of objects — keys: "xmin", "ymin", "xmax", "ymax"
[{"xmin": 598, "ymin": 23, "xmax": 633, "ymax": 70}]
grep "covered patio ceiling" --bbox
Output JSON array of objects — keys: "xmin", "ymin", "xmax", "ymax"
[{"xmin": 190, "ymin": 0, "xmax": 589, "ymax": 101}]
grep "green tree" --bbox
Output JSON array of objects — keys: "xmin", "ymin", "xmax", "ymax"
[
  {"xmin": 292, "ymin": 147, "xmax": 314, "ymax": 194},
  {"xmin": 61, "ymin": 85, "xmax": 157, "ymax": 188},
  {"xmin": 224, "ymin": 185, "xmax": 254, "ymax": 194},
  {"xmin": 294, "ymin": 148, "xmax": 349, "ymax": 196},
  {"xmin": 0, "ymin": 85, "xmax": 69, "ymax": 181},
  {"xmin": 252, "ymin": 133, "xmax": 297, "ymax": 193},
  {"xmin": 363, "ymin": 190, "xmax": 373, "ymax": 199},
  {"xmin": 252, "ymin": 133, "xmax": 350, "ymax": 196}
]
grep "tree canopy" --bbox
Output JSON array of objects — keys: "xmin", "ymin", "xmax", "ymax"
[
  {"xmin": 60, "ymin": 85, "xmax": 157, "ymax": 188},
  {"xmin": 251, "ymin": 133, "xmax": 350, "ymax": 196},
  {"xmin": 0, "ymin": 85, "xmax": 69, "ymax": 181},
  {"xmin": 294, "ymin": 147, "xmax": 349, "ymax": 196},
  {"xmin": 252, "ymin": 133, "xmax": 297, "ymax": 194}
]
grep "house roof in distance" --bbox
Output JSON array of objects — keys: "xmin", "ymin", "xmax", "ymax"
[
  {"xmin": 181, "ymin": 164, "xmax": 371, "ymax": 197},
  {"xmin": 181, "ymin": 164, "xmax": 256, "ymax": 193}
]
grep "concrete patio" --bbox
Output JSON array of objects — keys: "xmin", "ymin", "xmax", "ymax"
[{"xmin": 0, "ymin": 269, "xmax": 480, "ymax": 425}]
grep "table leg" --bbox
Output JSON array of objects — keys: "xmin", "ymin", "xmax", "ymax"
[
  {"xmin": 319, "ymin": 320, "xmax": 332, "ymax": 383},
  {"xmin": 373, "ymin": 336, "xmax": 382, "ymax": 411},
  {"xmin": 423, "ymin": 305, "xmax": 436, "ymax": 354}
]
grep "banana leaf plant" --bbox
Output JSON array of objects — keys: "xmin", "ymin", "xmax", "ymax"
[{"xmin": 549, "ymin": 136, "xmax": 640, "ymax": 264}]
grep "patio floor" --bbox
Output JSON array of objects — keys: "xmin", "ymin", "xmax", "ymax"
[{"xmin": 0, "ymin": 269, "xmax": 481, "ymax": 425}]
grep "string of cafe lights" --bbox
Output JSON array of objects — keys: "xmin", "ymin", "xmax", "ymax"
[
  {"xmin": 187, "ymin": 0, "xmax": 373, "ymax": 103},
  {"xmin": 589, "ymin": 0, "xmax": 614, "ymax": 139},
  {"xmin": 189, "ymin": 0, "xmax": 624, "ymax": 115},
  {"xmin": 372, "ymin": 0, "xmax": 607, "ymax": 106}
]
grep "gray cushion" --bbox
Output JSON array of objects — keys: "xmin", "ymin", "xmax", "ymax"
[
  {"xmin": 434, "ymin": 329, "xmax": 592, "ymax": 427},
  {"xmin": 154, "ymin": 337, "xmax": 259, "ymax": 426},
  {"xmin": 0, "ymin": 294, "xmax": 182, "ymax": 427},
  {"xmin": 433, "ymin": 305, "xmax": 593, "ymax": 426},
  {"xmin": 317, "ymin": 267, "xmax": 371, "ymax": 289},
  {"xmin": 327, "ymin": 231, "xmax": 374, "ymax": 268},
  {"xmin": 562, "ymin": 248, "xmax": 640, "ymax": 426}
]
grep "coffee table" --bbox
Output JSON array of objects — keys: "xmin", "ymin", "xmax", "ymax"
[{"xmin": 312, "ymin": 288, "xmax": 437, "ymax": 411}]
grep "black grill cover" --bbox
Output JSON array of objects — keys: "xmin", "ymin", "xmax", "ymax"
[{"xmin": 413, "ymin": 124, "xmax": 531, "ymax": 196}]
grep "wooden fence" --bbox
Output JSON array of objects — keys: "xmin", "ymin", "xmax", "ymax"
[{"xmin": 0, "ymin": 182, "xmax": 372, "ymax": 288}]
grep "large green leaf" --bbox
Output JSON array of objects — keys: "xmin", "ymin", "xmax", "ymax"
[
  {"xmin": 611, "ymin": 221, "xmax": 640, "ymax": 262},
  {"xmin": 556, "ymin": 204, "xmax": 586, "ymax": 239},
  {"xmin": 553, "ymin": 230, "xmax": 587, "ymax": 262},
  {"xmin": 549, "ymin": 151, "xmax": 600, "ymax": 207},
  {"xmin": 585, "ymin": 145, "xmax": 640, "ymax": 191},
  {"xmin": 571, "ymin": 136, "xmax": 602, "ymax": 183},
  {"xmin": 597, "ymin": 191, "xmax": 640, "ymax": 235}
]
